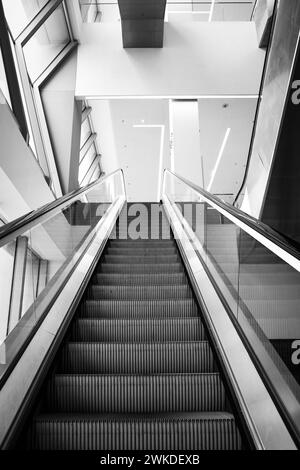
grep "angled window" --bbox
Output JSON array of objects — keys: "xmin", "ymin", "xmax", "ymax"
[
  {"xmin": 2, "ymin": 0, "xmax": 49, "ymax": 38},
  {"xmin": 79, "ymin": 143, "xmax": 98, "ymax": 185},
  {"xmin": 0, "ymin": 45, "xmax": 11, "ymax": 106},
  {"xmin": 80, "ymin": 117, "xmax": 92, "ymax": 148},
  {"xmin": 23, "ymin": 3, "xmax": 71, "ymax": 83}
]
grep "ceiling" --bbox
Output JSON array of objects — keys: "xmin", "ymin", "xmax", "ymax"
[
  {"xmin": 90, "ymin": 99, "xmax": 170, "ymax": 202},
  {"xmin": 80, "ymin": 0, "xmax": 256, "ymax": 23},
  {"xmin": 89, "ymin": 97, "xmax": 257, "ymax": 203},
  {"xmin": 74, "ymin": 0, "xmax": 259, "ymax": 202}
]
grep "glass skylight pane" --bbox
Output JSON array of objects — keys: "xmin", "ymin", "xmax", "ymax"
[
  {"xmin": 23, "ymin": 3, "xmax": 70, "ymax": 83},
  {"xmin": 0, "ymin": 47, "xmax": 11, "ymax": 106},
  {"xmin": 2, "ymin": 0, "xmax": 49, "ymax": 38},
  {"xmin": 80, "ymin": 118, "xmax": 92, "ymax": 149}
]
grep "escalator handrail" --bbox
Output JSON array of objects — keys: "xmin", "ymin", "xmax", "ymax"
[
  {"xmin": 165, "ymin": 169, "xmax": 300, "ymax": 263},
  {"xmin": 0, "ymin": 169, "xmax": 125, "ymax": 244}
]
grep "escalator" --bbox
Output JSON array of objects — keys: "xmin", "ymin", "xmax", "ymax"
[
  {"xmin": 21, "ymin": 204, "xmax": 244, "ymax": 450},
  {"xmin": 0, "ymin": 169, "xmax": 299, "ymax": 451}
]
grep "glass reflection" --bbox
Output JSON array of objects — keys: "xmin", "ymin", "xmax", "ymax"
[
  {"xmin": 2, "ymin": 0, "xmax": 49, "ymax": 38},
  {"xmin": 23, "ymin": 3, "xmax": 70, "ymax": 82}
]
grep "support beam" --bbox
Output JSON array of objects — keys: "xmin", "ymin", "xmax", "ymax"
[{"xmin": 117, "ymin": 0, "xmax": 167, "ymax": 48}]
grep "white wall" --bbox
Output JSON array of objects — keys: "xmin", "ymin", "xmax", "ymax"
[
  {"xmin": 90, "ymin": 99, "xmax": 170, "ymax": 202},
  {"xmin": 41, "ymin": 51, "xmax": 81, "ymax": 194},
  {"xmin": 76, "ymin": 21, "xmax": 265, "ymax": 98},
  {"xmin": 198, "ymin": 97, "xmax": 257, "ymax": 201},
  {"xmin": 88, "ymin": 100, "xmax": 119, "ymax": 175},
  {"xmin": 170, "ymin": 100, "xmax": 203, "ymax": 186},
  {"xmin": 0, "ymin": 92, "xmax": 54, "ymax": 222}
]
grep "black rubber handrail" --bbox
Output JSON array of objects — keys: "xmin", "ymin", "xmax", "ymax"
[
  {"xmin": 165, "ymin": 169, "xmax": 300, "ymax": 261},
  {"xmin": 0, "ymin": 169, "xmax": 124, "ymax": 242}
]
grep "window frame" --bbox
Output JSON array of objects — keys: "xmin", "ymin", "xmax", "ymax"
[{"xmin": 10, "ymin": 0, "xmax": 77, "ymax": 197}]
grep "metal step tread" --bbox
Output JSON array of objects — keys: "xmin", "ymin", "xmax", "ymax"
[
  {"xmin": 98, "ymin": 263, "xmax": 184, "ymax": 273},
  {"xmin": 28, "ymin": 412, "xmax": 242, "ymax": 450},
  {"xmin": 71, "ymin": 318, "xmax": 206, "ymax": 342},
  {"xmin": 79, "ymin": 299, "xmax": 199, "ymax": 318},
  {"xmin": 35, "ymin": 411, "xmax": 236, "ymax": 422},
  {"xmin": 46, "ymin": 373, "xmax": 226, "ymax": 413},
  {"xmin": 108, "ymin": 240, "xmax": 176, "ymax": 246},
  {"xmin": 60, "ymin": 341, "xmax": 216, "ymax": 374},
  {"xmin": 94, "ymin": 273, "xmax": 187, "ymax": 285},
  {"xmin": 107, "ymin": 247, "xmax": 177, "ymax": 254},
  {"xmin": 104, "ymin": 255, "xmax": 180, "ymax": 264},
  {"xmin": 87, "ymin": 285, "xmax": 193, "ymax": 300}
]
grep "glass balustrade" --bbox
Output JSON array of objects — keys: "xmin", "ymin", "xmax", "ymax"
[
  {"xmin": 163, "ymin": 169, "xmax": 300, "ymax": 439},
  {"xmin": 0, "ymin": 170, "xmax": 125, "ymax": 381}
]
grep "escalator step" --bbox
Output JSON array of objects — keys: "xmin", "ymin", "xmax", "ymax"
[
  {"xmin": 104, "ymin": 255, "xmax": 179, "ymax": 264},
  {"xmin": 108, "ymin": 240, "xmax": 176, "ymax": 247},
  {"xmin": 98, "ymin": 263, "xmax": 184, "ymax": 274},
  {"xmin": 28, "ymin": 413, "xmax": 242, "ymax": 450},
  {"xmin": 22, "ymin": 209, "xmax": 245, "ymax": 452},
  {"xmin": 60, "ymin": 342, "xmax": 216, "ymax": 374},
  {"xmin": 87, "ymin": 285, "xmax": 193, "ymax": 300},
  {"xmin": 46, "ymin": 374, "xmax": 226, "ymax": 413},
  {"xmin": 71, "ymin": 318, "xmax": 206, "ymax": 342},
  {"xmin": 79, "ymin": 299, "xmax": 199, "ymax": 319},
  {"xmin": 106, "ymin": 247, "xmax": 177, "ymax": 255},
  {"xmin": 94, "ymin": 273, "xmax": 187, "ymax": 285}
]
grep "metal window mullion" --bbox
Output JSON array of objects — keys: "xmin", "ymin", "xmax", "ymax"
[
  {"xmin": 80, "ymin": 133, "xmax": 97, "ymax": 160},
  {"xmin": 33, "ymin": 41, "xmax": 77, "ymax": 88},
  {"xmin": 80, "ymin": 155, "xmax": 101, "ymax": 186},
  {"xmin": 36, "ymin": 259, "xmax": 48, "ymax": 297},
  {"xmin": 16, "ymin": 40, "xmax": 77, "ymax": 198},
  {"xmin": 7, "ymin": 236, "xmax": 28, "ymax": 335},
  {"xmin": 32, "ymin": 86, "xmax": 63, "ymax": 197},
  {"xmin": 14, "ymin": 44, "xmax": 51, "ymax": 180},
  {"xmin": 90, "ymin": 163, "xmax": 101, "ymax": 183},
  {"xmin": 81, "ymin": 143, "xmax": 97, "ymax": 171},
  {"xmin": 17, "ymin": 0, "xmax": 64, "ymax": 47},
  {"xmin": 62, "ymin": 0, "xmax": 75, "ymax": 41},
  {"xmin": 0, "ymin": 0, "xmax": 28, "ymax": 140},
  {"xmin": 87, "ymin": 111, "xmax": 101, "ymax": 156},
  {"xmin": 85, "ymin": 106, "xmax": 102, "ymax": 171},
  {"xmin": 82, "ymin": 106, "xmax": 92, "ymax": 123}
]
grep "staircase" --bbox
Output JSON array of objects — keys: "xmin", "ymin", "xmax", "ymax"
[{"xmin": 25, "ymin": 204, "xmax": 243, "ymax": 450}]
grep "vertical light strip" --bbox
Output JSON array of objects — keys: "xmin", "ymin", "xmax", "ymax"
[
  {"xmin": 169, "ymin": 99, "xmax": 175, "ymax": 172},
  {"xmin": 208, "ymin": 0, "xmax": 216, "ymax": 22},
  {"xmin": 207, "ymin": 127, "xmax": 231, "ymax": 192},
  {"xmin": 133, "ymin": 124, "xmax": 166, "ymax": 202},
  {"xmin": 157, "ymin": 125, "xmax": 166, "ymax": 202}
]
